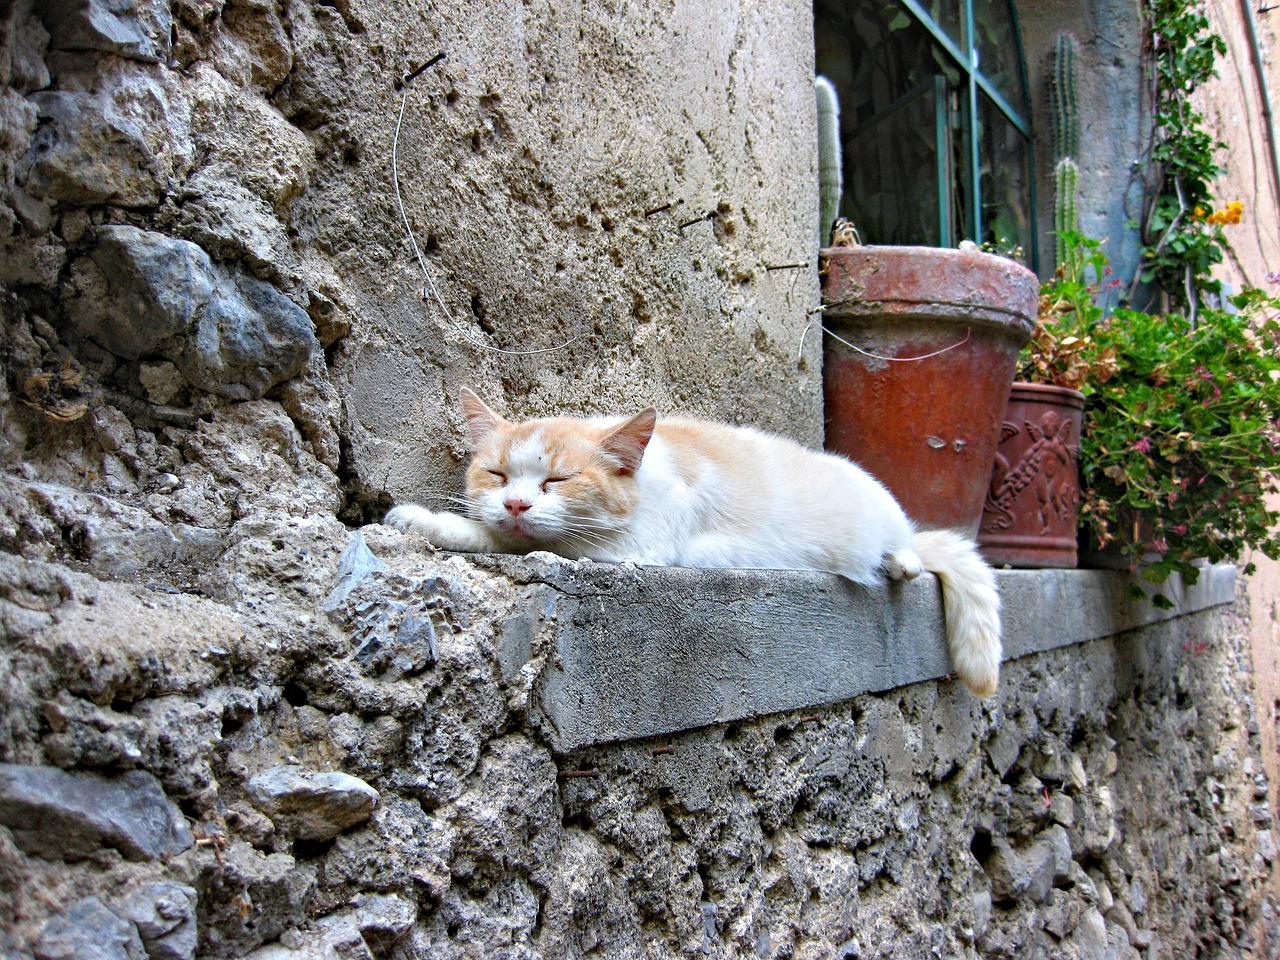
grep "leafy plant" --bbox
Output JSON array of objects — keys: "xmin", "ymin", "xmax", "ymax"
[
  {"xmin": 1132, "ymin": 0, "xmax": 1229, "ymax": 311},
  {"xmin": 1017, "ymin": 234, "xmax": 1119, "ymax": 391},
  {"xmin": 1026, "ymin": 234, "xmax": 1280, "ymax": 593}
]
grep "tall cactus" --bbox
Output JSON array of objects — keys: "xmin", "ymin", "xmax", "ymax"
[
  {"xmin": 1053, "ymin": 157, "xmax": 1080, "ymax": 265},
  {"xmin": 1048, "ymin": 33, "xmax": 1080, "ymax": 161},
  {"xmin": 1047, "ymin": 32, "xmax": 1082, "ymax": 264},
  {"xmin": 815, "ymin": 75, "xmax": 842, "ymax": 249}
]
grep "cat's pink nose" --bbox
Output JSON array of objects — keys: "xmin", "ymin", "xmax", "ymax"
[{"xmin": 504, "ymin": 497, "xmax": 532, "ymax": 517}]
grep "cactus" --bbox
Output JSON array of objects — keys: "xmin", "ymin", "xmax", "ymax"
[
  {"xmin": 1048, "ymin": 32, "xmax": 1080, "ymax": 162},
  {"xmin": 815, "ymin": 75, "xmax": 842, "ymax": 248},
  {"xmin": 1054, "ymin": 157, "xmax": 1080, "ymax": 264},
  {"xmin": 1048, "ymin": 33, "xmax": 1081, "ymax": 263}
]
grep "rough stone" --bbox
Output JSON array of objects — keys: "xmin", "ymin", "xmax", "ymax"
[
  {"xmin": 65, "ymin": 224, "xmax": 214, "ymax": 358},
  {"xmin": 64, "ymin": 225, "xmax": 316, "ymax": 399},
  {"xmin": 244, "ymin": 765, "xmax": 379, "ymax": 841},
  {"xmin": 322, "ymin": 530, "xmax": 388, "ymax": 613},
  {"xmin": 33, "ymin": 897, "xmax": 146, "ymax": 960},
  {"xmin": 24, "ymin": 76, "xmax": 191, "ymax": 206},
  {"xmin": 117, "ymin": 882, "xmax": 199, "ymax": 960},
  {"xmin": 347, "ymin": 892, "xmax": 417, "ymax": 952},
  {"xmin": 37, "ymin": 0, "xmax": 173, "ymax": 63},
  {"xmin": 0, "ymin": 764, "xmax": 193, "ymax": 862}
]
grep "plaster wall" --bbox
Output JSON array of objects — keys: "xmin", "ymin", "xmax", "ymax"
[
  {"xmin": 1196, "ymin": 0, "xmax": 1280, "ymax": 907},
  {"xmin": 1016, "ymin": 0, "xmax": 1149, "ymax": 281}
]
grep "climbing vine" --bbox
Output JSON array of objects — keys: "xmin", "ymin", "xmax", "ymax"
[{"xmin": 1132, "ymin": 0, "xmax": 1232, "ymax": 313}]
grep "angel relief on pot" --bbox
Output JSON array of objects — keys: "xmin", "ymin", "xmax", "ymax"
[{"xmin": 979, "ymin": 383, "xmax": 1085, "ymax": 568}]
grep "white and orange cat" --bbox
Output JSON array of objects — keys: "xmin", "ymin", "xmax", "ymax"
[{"xmin": 385, "ymin": 388, "xmax": 1002, "ymax": 696}]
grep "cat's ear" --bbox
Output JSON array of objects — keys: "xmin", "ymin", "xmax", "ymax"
[
  {"xmin": 460, "ymin": 387, "xmax": 506, "ymax": 447},
  {"xmin": 601, "ymin": 409, "xmax": 656, "ymax": 475}
]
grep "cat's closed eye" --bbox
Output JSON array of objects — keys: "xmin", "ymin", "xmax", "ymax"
[
  {"xmin": 540, "ymin": 475, "xmax": 575, "ymax": 491},
  {"xmin": 487, "ymin": 469, "xmax": 507, "ymax": 482}
]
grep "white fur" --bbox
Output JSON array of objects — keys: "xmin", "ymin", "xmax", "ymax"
[{"xmin": 385, "ymin": 410, "xmax": 1002, "ymax": 697}]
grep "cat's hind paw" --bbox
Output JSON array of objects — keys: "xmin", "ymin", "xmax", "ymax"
[{"xmin": 885, "ymin": 549, "xmax": 923, "ymax": 580}]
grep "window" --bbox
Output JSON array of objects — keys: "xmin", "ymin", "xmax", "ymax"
[{"xmin": 815, "ymin": 0, "xmax": 1037, "ymax": 269}]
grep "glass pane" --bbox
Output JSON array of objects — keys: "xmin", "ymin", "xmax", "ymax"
[
  {"xmin": 918, "ymin": 0, "xmax": 964, "ymax": 57},
  {"xmin": 815, "ymin": 0, "xmax": 959, "ymax": 131},
  {"xmin": 971, "ymin": 0, "xmax": 1027, "ymax": 115},
  {"xmin": 844, "ymin": 84, "xmax": 946, "ymax": 246},
  {"xmin": 977, "ymin": 91, "xmax": 1033, "ymax": 257}
]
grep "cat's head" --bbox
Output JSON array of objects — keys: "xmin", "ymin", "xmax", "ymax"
[{"xmin": 459, "ymin": 388, "xmax": 656, "ymax": 548}]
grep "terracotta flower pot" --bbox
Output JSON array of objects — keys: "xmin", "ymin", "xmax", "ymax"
[
  {"xmin": 820, "ymin": 245, "xmax": 1038, "ymax": 536},
  {"xmin": 978, "ymin": 382, "xmax": 1085, "ymax": 568}
]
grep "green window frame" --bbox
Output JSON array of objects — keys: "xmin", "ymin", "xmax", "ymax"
[{"xmin": 815, "ymin": 0, "xmax": 1038, "ymax": 270}]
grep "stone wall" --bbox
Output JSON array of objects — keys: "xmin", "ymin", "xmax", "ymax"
[
  {"xmin": 1, "ymin": 526, "xmax": 1276, "ymax": 958},
  {"xmin": 1, "ymin": 0, "xmax": 1278, "ymax": 957}
]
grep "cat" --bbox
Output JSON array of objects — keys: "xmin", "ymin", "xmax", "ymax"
[{"xmin": 384, "ymin": 388, "xmax": 1002, "ymax": 697}]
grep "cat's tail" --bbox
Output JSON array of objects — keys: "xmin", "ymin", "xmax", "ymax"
[{"xmin": 912, "ymin": 528, "xmax": 1002, "ymax": 697}]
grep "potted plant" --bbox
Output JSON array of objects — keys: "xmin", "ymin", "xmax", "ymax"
[
  {"xmin": 978, "ymin": 235, "xmax": 1115, "ymax": 568},
  {"xmin": 814, "ymin": 78, "xmax": 1037, "ymax": 538},
  {"xmin": 994, "ymin": 233, "xmax": 1280, "ymax": 594},
  {"xmin": 820, "ymin": 240, "xmax": 1038, "ymax": 536}
]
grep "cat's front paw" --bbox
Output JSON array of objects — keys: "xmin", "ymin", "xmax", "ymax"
[
  {"xmin": 383, "ymin": 504, "xmax": 497, "ymax": 553},
  {"xmin": 384, "ymin": 504, "xmax": 446, "ymax": 541}
]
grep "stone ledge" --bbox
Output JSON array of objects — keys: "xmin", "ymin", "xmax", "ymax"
[{"xmin": 474, "ymin": 556, "xmax": 1238, "ymax": 752}]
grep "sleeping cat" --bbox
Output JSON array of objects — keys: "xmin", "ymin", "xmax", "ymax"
[{"xmin": 385, "ymin": 388, "xmax": 1002, "ymax": 696}]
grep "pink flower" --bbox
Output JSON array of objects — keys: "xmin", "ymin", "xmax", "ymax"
[
  {"xmin": 1131, "ymin": 437, "xmax": 1153, "ymax": 453},
  {"xmin": 1173, "ymin": 524, "xmax": 1188, "ymax": 535}
]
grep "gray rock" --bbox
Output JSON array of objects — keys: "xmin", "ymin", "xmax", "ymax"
[
  {"xmin": 68, "ymin": 225, "xmax": 214, "ymax": 358},
  {"xmin": 245, "ymin": 766, "xmax": 378, "ymax": 841},
  {"xmin": 184, "ymin": 272, "xmax": 315, "ymax": 400},
  {"xmin": 38, "ymin": 0, "xmax": 172, "ymax": 63},
  {"xmin": 323, "ymin": 531, "xmax": 388, "ymax": 613},
  {"xmin": 117, "ymin": 882, "xmax": 198, "ymax": 960},
  {"xmin": 243, "ymin": 918, "xmax": 373, "ymax": 960},
  {"xmin": 65, "ymin": 225, "xmax": 316, "ymax": 399},
  {"xmin": 984, "ymin": 838, "xmax": 1030, "ymax": 902},
  {"xmin": 349, "ymin": 892, "xmax": 417, "ymax": 951},
  {"xmin": 34, "ymin": 896, "xmax": 146, "ymax": 960},
  {"xmin": 1256, "ymin": 828, "xmax": 1276, "ymax": 863},
  {"xmin": 985, "ymin": 727, "xmax": 1023, "ymax": 779},
  {"xmin": 1067, "ymin": 906, "xmax": 1110, "ymax": 960},
  {"xmin": 24, "ymin": 77, "xmax": 188, "ymax": 206},
  {"xmin": 87, "ymin": 523, "xmax": 225, "ymax": 582},
  {"xmin": 1021, "ymin": 835, "xmax": 1058, "ymax": 904},
  {"xmin": 0, "ymin": 764, "xmax": 193, "ymax": 862}
]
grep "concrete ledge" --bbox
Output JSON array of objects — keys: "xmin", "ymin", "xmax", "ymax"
[{"xmin": 476, "ymin": 556, "xmax": 1237, "ymax": 752}]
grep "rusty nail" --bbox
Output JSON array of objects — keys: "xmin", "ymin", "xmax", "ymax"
[
  {"xmin": 678, "ymin": 210, "xmax": 716, "ymax": 230},
  {"xmin": 400, "ymin": 52, "xmax": 447, "ymax": 88},
  {"xmin": 651, "ymin": 745, "xmax": 674, "ymax": 755},
  {"xmin": 644, "ymin": 199, "xmax": 683, "ymax": 217},
  {"xmin": 798, "ymin": 714, "xmax": 821, "ymax": 724},
  {"xmin": 557, "ymin": 768, "xmax": 600, "ymax": 779}
]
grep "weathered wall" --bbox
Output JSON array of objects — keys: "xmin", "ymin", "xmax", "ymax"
[
  {"xmin": 1196, "ymin": 0, "xmax": 1280, "ymax": 919},
  {"xmin": 1, "ymin": 0, "xmax": 1278, "ymax": 957},
  {"xmin": 1016, "ymin": 0, "xmax": 1148, "ymax": 281},
  {"xmin": 1, "ymin": 0, "xmax": 823, "ymax": 525},
  {"xmin": 1, "ymin": 527, "xmax": 1276, "ymax": 959}
]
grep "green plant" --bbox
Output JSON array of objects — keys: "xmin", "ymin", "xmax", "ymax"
[
  {"xmin": 815, "ymin": 75, "xmax": 843, "ymax": 248},
  {"xmin": 1132, "ymin": 0, "xmax": 1230, "ymax": 311},
  {"xmin": 1048, "ymin": 32, "xmax": 1082, "ymax": 266},
  {"xmin": 1052, "ymin": 158, "xmax": 1080, "ymax": 267},
  {"xmin": 1026, "ymin": 233, "xmax": 1280, "ymax": 595}
]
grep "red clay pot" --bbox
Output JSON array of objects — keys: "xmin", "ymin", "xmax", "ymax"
[
  {"xmin": 820, "ymin": 245, "xmax": 1038, "ymax": 536},
  {"xmin": 978, "ymin": 382, "xmax": 1085, "ymax": 568}
]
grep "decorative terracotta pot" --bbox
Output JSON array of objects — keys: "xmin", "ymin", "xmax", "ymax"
[
  {"xmin": 978, "ymin": 382, "xmax": 1085, "ymax": 568},
  {"xmin": 820, "ymin": 245, "xmax": 1038, "ymax": 536}
]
